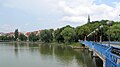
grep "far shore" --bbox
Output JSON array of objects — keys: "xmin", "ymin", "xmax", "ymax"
[{"xmin": 0, "ymin": 41, "xmax": 87, "ymax": 49}]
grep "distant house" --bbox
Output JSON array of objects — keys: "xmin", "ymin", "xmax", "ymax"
[
  {"xmin": 18, "ymin": 32, "xmax": 22, "ymax": 35},
  {"xmin": 0, "ymin": 30, "xmax": 42, "ymax": 38},
  {"xmin": 25, "ymin": 30, "xmax": 42, "ymax": 37},
  {"xmin": 0, "ymin": 32, "xmax": 5, "ymax": 36},
  {"xmin": 25, "ymin": 32, "xmax": 31, "ymax": 37},
  {"xmin": 6, "ymin": 32, "xmax": 15, "ymax": 37},
  {"xmin": 33, "ymin": 30, "xmax": 42, "ymax": 36},
  {"xmin": 5, "ymin": 32, "xmax": 22, "ymax": 37},
  {"xmin": 33, "ymin": 31, "xmax": 39, "ymax": 35}
]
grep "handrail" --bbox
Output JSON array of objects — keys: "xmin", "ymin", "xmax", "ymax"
[{"xmin": 80, "ymin": 41, "xmax": 120, "ymax": 67}]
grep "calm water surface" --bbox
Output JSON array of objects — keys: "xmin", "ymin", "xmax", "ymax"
[{"xmin": 0, "ymin": 42, "xmax": 102, "ymax": 67}]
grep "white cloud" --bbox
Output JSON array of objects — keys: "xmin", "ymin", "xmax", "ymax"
[
  {"xmin": 59, "ymin": 0, "xmax": 120, "ymax": 26},
  {"xmin": 62, "ymin": 16, "xmax": 87, "ymax": 23},
  {"xmin": 58, "ymin": 0, "xmax": 93, "ymax": 16},
  {"xmin": 1, "ymin": 0, "xmax": 120, "ymax": 28},
  {"xmin": 2, "ymin": 3, "xmax": 15, "ymax": 8},
  {"xmin": 2, "ymin": 0, "xmax": 60, "ymax": 15},
  {"xmin": 0, "ymin": 24, "xmax": 16, "ymax": 32}
]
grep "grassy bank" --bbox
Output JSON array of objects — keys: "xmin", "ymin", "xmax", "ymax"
[
  {"xmin": 67, "ymin": 42, "xmax": 87, "ymax": 49},
  {"xmin": 69, "ymin": 42, "xmax": 83, "ymax": 47}
]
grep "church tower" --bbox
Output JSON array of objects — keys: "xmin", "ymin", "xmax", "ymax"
[{"xmin": 88, "ymin": 15, "xmax": 90, "ymax": 23}]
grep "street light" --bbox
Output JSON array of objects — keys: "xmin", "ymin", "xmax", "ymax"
[
  {"xmin": 100, "ymin": 25, "xmax": 104, "ymax": 29},
  {"xmin": 93, "ymin": 31, "xmax": 96, "ymax": 42},
  {"xmin": 87, "ymin": 25, "xmax": 104, "ymax": 43},
  {"xmin": 107, "ymin": 21, "xmax": 112, "ymax": 46},
  {"xmin": 99, "ymin": 25, "xmax": 104, "ymax": 44},
  {"xmin": 95, "ymin": 28, "xmax": 99, "ymax": 42},
  {"xmin": 95, "ymin": 28, "xmax": 99, "ymax": 31}
]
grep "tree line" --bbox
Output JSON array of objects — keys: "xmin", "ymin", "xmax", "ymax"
[{"xmin": 0, "ymin": 20, "xmax": 120, "ymax": 43}]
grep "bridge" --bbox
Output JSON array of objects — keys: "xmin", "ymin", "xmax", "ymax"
[{"xmin": 80, "ymin": 41, "xmax": 120, "ymax": 67}]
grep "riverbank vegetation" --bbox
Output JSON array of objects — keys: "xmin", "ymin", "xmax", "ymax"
[{"xmin": 0, "ymin": 20, "xmax": 120, "ymax": 44}]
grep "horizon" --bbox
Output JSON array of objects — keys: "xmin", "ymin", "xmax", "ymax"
[{"xmin": 0, "ymin": 0, "xmax": 120, "ymax": 32}]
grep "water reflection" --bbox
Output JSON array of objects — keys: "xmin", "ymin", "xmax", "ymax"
[
  {"xmin": 54, "ymin": 46, "xmax": 74, "ymax": 64},
  {"xmin": 14, "ymin": 43, "xmax": 18, "ymax": 57},
  {"xmin": 39, "ymin": 44, "xmax": 53, "ymax": 55},
  {"xmin": 0, "ymin": 42, "xmax": 102, "ymax": 67}
]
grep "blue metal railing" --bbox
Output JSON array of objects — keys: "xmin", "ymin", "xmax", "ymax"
[
  {"xmin": 94, "ymin": 43, "xmax": 109, "ymax": 56},
  {"xmin": 106, "ymin": 46, "xmax": 120, "ymax": 67},
  {"xmin": 80, "ymin": 41, "xmax": 93, "ymax": 49},
  {"xmin": 80, "ymin": 41, "xmax": 120, "ymax": 67}
]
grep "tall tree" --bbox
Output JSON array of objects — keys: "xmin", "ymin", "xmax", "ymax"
[
  {"xmin": 19, "ymin": 34, "xmax": 27, "ymax": 41},
  {"xmin": 15, "ymin": 29, "xmax": 18, "ymax": 41},
  {"xmin": 54, "ymin": 25, "xmax": 74, "ymax": 43},
  {"xmin": 40, "ymin": 30, "xmax": 53, "ymax": 43},
  {"xmin": 76, "ymin": 25, "xmax": 90, "ymax": 40},
  {"xmin": 29, "ymin": 33, "xmax": 39, "ymax": 42},
  {"xmin": 61, "ymin": 27, "xmax": 75, "ymax": 44},
  {"xmin": 54, "ymin": 28, "xmax": 64, "ymax": 43},
  {"xmin": 106, "ymin": 24, "xmax": 120, "ymax": 41}
]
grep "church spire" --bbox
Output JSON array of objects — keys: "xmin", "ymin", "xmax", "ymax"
[{"xmin": 88, "ymin": 15, "xmax": 90, "ymax": 23}]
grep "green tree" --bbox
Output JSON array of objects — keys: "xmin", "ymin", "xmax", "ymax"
[
  {"xmin": 76, "ymin": 25, "xmax": 90, "ymax": 40},
  {"xmin": 0, "ymin": 35, "xmax": 14, "ymax": 41},
  {"xmin": 19, "ymin": 34, "xmax": 27, "ymax": 41},
  {"xmin": 54, "ymin": 28, "xmax": 64, "ymax": 43},
  {"xmin": 40, "ymin": 30, "xmax": 53, "ymax": 43},
  {"xmin": 106, "ymin": 24, "xmax": 120, "ymax": 41},
  {"xmin": 61, "ymin": 27, "xmax": 75, "ymax": 44},
  {"xmin": 15, "ymin": 29, "xmax": 18, "ymax": 41},
  {"xmin": 54, "ymin": 25, "xmax": 74, "ymax": 43},
  {"xmin": 29, "ymin": 33, "xmax": 39, "ymax": 42}
]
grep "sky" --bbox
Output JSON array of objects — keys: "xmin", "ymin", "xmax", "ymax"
[{"xmin": 0, "ymin": 0, "xmax": 120, "ymax": 33}]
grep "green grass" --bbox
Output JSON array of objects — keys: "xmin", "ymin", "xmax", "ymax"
[{"xmin": 69, "ymin": 42, "xmax": 84, "ymax": 47}]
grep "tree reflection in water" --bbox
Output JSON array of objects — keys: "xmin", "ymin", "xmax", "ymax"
[{"xmin": 11, "ymin": 42, "xmax": 103, "ymax": 67}]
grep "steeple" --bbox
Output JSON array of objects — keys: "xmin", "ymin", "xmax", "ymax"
[{"xmin": 88, "ymin": 15, "xmax": 90, "ymax": 23}]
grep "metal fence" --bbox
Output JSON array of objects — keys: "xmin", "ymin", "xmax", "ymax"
[{"xmin": 80, "ymin": 41, "xmax": 120, "ymax": 67}]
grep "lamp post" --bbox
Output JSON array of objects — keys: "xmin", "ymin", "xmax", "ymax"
[
  {"xmin": 93, "ymin": 31, "xmax": 96, "ymax": 42},
  {"xmin": 95, "ymin": 28, "xmax": 99, "ymax": 42},
  {"xmin": 99, "ymin": 25, "xmax": 104, "ymax": 44},
  {"xmin": 107, "ymin": 21, "xmax": 112, "ymax": 46},
  {"xmin": 87, "ymin": 25, "xmax": 103, "ymax": 43}
]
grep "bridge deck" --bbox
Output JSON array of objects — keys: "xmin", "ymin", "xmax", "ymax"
[
  {"xmin": 94, "ymin": 49, "xmax": 105, "ymax": 61},
  {"xmin": 80, "ymin": 41, "xmax": 120, "ymax": 67}
]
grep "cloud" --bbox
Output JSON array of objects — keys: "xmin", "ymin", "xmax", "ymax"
[
  {"xmin": 2, "ymin": 3, "xmax": 15, "ymax": 8},
  {"xmin": 2, "ymin": 0, "xmax": 60, "ymax": 15},
  {"xmin": 3, "ymin": 0, "xmax": 120, "ymax": 22},
  {"xmin": 1, "ymin": 0, "xmax": 120, "ymax": 30},
  {"xmin": 62, "ymin": 16, "xmax": 87, "ymax": 23},
  {"xmin": 59, "ymin": 0, "xmax": 120, "ymax": 26},
  {"xmin": 0, "ymin": 24, "xmax": 16, "ymax": 32},
  {"xmin": 58, "ymin": 0, "xmax": 93, "ymax": 16}
]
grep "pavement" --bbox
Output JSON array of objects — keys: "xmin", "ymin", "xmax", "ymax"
[{"xmin": 101, "ymin": 42, "xmax": 120, "ymax": 48}]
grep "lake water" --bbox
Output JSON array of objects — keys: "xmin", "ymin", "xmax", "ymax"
[{"xmin": 0, "ymin": 42, "xmax": 102, "ymax": 67}]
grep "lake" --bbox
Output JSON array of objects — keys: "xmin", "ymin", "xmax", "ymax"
[{"xmin": 0, "ymin": 42, "xmax": 102, "ymax": 67}]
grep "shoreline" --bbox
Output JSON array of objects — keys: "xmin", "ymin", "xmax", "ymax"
[
  {"xmin": 68, "ymin": 45, "xmax": 88, "ymax": 49},
  {"xmin": 0, "ymin": 41, "xmax": 87, "ymax": 49}
]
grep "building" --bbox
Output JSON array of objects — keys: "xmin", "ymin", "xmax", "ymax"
[
  {"xmin": 0, "ymin": 32, "xmax": 5, "ymax": 36},
  {"xmin": 5, "ymin": 32, "xmax": 15, "ymax": 37},
  {"xmin": 88, "ymin": 15, "xmax": 90, "ymax": 23},
  {"xmin": 25, "ymin": 32, "xmax": 31, "ymax": 37},
  {"xmin": 25, "ymin": 30, "xmax": 42, "ymax": 37}
]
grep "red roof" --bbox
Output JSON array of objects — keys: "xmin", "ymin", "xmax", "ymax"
[{"xmin": 26, "ymin": 32, "xmax": 31, "ymax": 36}]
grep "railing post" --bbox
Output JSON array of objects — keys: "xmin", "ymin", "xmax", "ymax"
[
  {"xmin": 84, "ymin": 36, "xmax": 86, "ymax": 41},
  {"xmin": 103, "ymin": 60, "xmax": 106, "ymax": 67},
  {"xmin": 100, "ymin": 35, "xmax": 102, "ymax": 44},
  {"xmin": 80, "ymin": 41, "xmax": 120, "ymax": 67}
]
